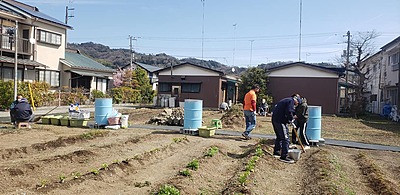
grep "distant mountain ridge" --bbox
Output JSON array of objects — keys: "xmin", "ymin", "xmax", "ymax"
[{"xmin": 67, "ymin": 42, "xmax": 246, "ymax": 75}]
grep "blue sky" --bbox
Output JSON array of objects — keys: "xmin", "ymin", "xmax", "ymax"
[{"xmin": 23, "ymin": 0, "xmax": 400, "ymax": 67}]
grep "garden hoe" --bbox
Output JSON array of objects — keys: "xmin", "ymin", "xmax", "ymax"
[
  {"xmin": 32, "ymin": 106, "xmax": 59, "ymax": 122},
  {"xmin": 290, "ymin": 122, "xmax": 306, "ymax": 153}
]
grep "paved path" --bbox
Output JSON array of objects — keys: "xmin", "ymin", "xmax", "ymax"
[
  {"xmin": 131, "ymin": 125, "xmax": 400, "ymax": 152},
  {"xmin": 1, "ymin": 106, "xmax": 399, "ymax": 152}
]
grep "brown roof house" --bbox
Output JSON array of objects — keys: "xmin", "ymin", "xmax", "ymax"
[
  {"xmin": 155, "ymin": 62, "xmax": 239, "ymax": 108},
  {"xmin": 266, "ymin": 62, "xmax": 343, "ymax": 114}
]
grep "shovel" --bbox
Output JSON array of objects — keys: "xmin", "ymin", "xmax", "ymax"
[
  {"xmin": 290, "ymin": 122, "xmax": 306, "ymax": 153},
  {"xmin": 32, "ymin": 106, "xmax": 59, "ymax": 122}
]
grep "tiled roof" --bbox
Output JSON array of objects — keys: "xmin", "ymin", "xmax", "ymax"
[
  {"xmin": 61, "ymin": 50, "xmax": 115, "ymax": 72},
  {"xmin": 120, "ymin": 62, "xmax": 162, "ymax": 73},
  {"xmin": 0, "ymin": 56, "xmax": 46, "ymax": 67},
  {"xmin": 155, "ymin": 62, "xmax": 224, "ymax": 75},
  {"xmin": 2, "ymin": 0, "xmax": 72, "ymax": 29},
  {"xmin": 136, "ymin": 62, "xmax": 162, "ymax": 72}
]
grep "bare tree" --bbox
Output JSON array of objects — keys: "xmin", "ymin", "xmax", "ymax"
[{"xmin": 348, "ymin": 31, "xmax": 379, "ymax": 116}]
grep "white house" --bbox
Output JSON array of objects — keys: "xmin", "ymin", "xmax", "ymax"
[
  {"xmin": 362, "ymin": 36, "xmax": 400, "ymax": 114},
  {"xmin": 0, "ymin": 0, "xmax": 114, "ymax": 94}
]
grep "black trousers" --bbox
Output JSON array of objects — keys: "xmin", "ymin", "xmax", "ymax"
[{"xmin": 291, "ymin": 121, "xmax": 310, "ymax": 146}]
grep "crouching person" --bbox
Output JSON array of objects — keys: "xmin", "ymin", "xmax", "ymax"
[{"xmin": 11, "ymin": 98, "xmax": 34, "ymax": 128}]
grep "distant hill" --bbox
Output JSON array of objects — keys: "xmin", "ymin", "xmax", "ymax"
[{"xmin": 67, "ymin": 42, "xmax": 246, "ymax": 75}]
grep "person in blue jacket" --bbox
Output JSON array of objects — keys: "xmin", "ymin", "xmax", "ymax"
[
  {"xmin": 10, "ymin": 94, "xmax": 23, "ymax": 125},
  {"xmin": 10, "ymin": 97, "xmax": 34, "ymax": 125},
  {"xmin": 272, "ymin": 94, "xmax": 301, "ymax": 164}
]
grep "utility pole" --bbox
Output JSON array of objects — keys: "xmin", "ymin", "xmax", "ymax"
[
  {"xmin": 201, "ymin": 0, "xmax": 205, "ymax": 61},
  {"xmin": 129, "ymin": 35, "xmax": 134, "ymax": 70},
  {"xmin": 249, "ymin": 40, "xmax": 254, "ymax": 67},
  {"xmin": 65, "ymin": 6, "xmax": 74, "ymax": 24},
  {"xmin": 298, "ymin": 0, "xmax": 303, "ymax": 61},
  {"xmin": 129, "ymin": 36, "xmax": 140, "ymax": 70},
  {"xmin": 233, "ymin": 23, "xmax": 237, "ymax": 67},
  {"xmin": 344, "ymin": 30, "xmax": 351, "ymax": 113}
]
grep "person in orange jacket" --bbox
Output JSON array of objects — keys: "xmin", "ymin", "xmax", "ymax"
[{"xmin": 242, "ymin": 84, "xmax": 260, "ymax": 140}]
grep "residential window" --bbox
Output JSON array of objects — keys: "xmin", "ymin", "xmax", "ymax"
[
  {"xmin": 159, "ymin": 83, "xmax": 171, "ymax": 92},
  {"xmin": 181, "ymin": 83, "xmax": 201, "ymax": 93},
  {"xmin": 96, "ymin": 78, "xmax": 107, "ymax": 93},
  {"xmin": 2, "ymin": 68, "xmax": 13, "ymax": 80},
  {"xmin": 37, "ymin": 70, "xmax": 60, "ymax": 87},
  {"xmin": 37, "ymin": 29, "xmax": 62, "ymax": 46},
  {"xmin": 389, "ymin": 52, "xmax": 399, "ymax": 71},
  {"xmin": 0, "ymin": 68, "xmax": 23, "ymax": 81}
]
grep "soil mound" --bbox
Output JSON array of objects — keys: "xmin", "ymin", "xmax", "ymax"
[{"xmin": 220, "ymin": 104, "xmax": 244, "ymax": 128}]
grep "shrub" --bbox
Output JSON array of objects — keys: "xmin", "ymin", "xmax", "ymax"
[
  {"xmin": 111, "ymin": 87, "xmax": 140, "ymax": 104},
  {"xmin": 91, "ymin": 89, "xmax": 106, "ymax": 101}
]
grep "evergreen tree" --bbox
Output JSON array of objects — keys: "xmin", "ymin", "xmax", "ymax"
[
  {"xmin": 238, "ymin": 67, "xmax": 272, "ymax": 104},
  {"xmin": 135, "ymin": 67, "xmax": 155, "ymax": 103}
]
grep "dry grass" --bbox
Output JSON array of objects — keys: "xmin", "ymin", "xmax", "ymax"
[{"xmin": 202, "ymin": 111, "xmax": 400, "ymax": 147}]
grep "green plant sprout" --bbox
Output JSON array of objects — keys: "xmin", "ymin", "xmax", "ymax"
[
  {"xmin": 59, "ymin": 174, "xmax": 66, "ymax": 183},
  {"xmin": 71, "ymin": 172, "xmax": 82, "ymax": 179},
  {"xmin": 101, "ymin": 163, "xmax": 109, "ymax": 170},
  {"xmin": 157, "ymin": 184, "xmax": 180, "ymax": 195},
  {"xmin": 113, "ymin": 159, "xmax": 121, "ymax": 164},
  {"xmin": 205, "ymin": 146, "xmax": 219, "ymax": 157},
  {"xmin": 186, "ymin": 159, "xmax": 199, "ymax": 171},
  {"xmin": 179, "ymin": 169, "xmax": 191, "ymax": 177},
  {"xmin": 91, "ymin": 168, "xmax": 99, "ymax": 175},
  {"xmin": 39, "ymin": 179, "xmax": 48, "ymax": 188}
]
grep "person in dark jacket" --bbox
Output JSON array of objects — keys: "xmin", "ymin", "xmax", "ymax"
[
  {"xmin": 11, "ymin": 97, "xmax": 34, "ymax": 124},
  {"xmin": 272, "ymin": 94, "xmax": 300, "ymax": 164},
  {"xmin": 10, "ymin": 94, "xmax": 23, "ymax": 125},
  {"xmin": 292, "ymin": 97, "xmax": 310, "ymax": 148}
]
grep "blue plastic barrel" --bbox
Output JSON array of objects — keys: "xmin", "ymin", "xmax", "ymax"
[
  {"xmin": 95, "ymin": 98, "xmax": 113, "ymax": 125},
  {"xmin": 306, "ymin": 106, "xmax": 322, "ymax": 140},
  {"xmin": 183, "ymin": 99, "xmax": 203, "ymax": 130}
]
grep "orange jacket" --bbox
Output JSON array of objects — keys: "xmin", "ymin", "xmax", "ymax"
[{"xmin": 243, "ymin": 90, "xmax": 257, "ymax": 111}]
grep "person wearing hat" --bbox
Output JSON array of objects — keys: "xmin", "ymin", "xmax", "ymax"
[
  {"xmin": 242, "ymin": 84, "xmax": 260, "ymax": 140},
  {"xmin": 10, "ymin": 97, "xmax": 34, "ymax": 127},
  {"xmin": 271, "ymin": 94, "xmax": 301, "ymax": 163},
  {"xmin": 292, "ymin": 97, "xmax": 310, "ymax": 149}
]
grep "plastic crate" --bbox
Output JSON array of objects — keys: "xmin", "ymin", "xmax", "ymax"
[
  {"xmin": 41, "ymin": 115, "xmax": 54, "ymax": 124},
  {"xmin": 198, "ymin": 126, "xmax": 216, "ymax": 138},
  {"xmin": 50, "ymin": 116, "xmax": 63, "ymax": 125},
  {"xmin": 60, "ymin": 117, "xmax": 70, "ymax": 126},
  {"xmin": 70, "ymin": 119, "xmax": 89, "ymax": 127}
]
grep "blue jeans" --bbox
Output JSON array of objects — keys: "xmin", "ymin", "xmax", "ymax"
[
  {"xmin": 272, "ymin": 121, "xmax": 290, "ymax": 158},
  {"xmin": 243, "ymin": 110, "xmax": 256, "ymax": 135}
]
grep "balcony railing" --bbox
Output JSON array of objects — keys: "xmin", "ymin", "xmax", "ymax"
[{"xmin": 0, "ymin": 33, "xmax": 32, "ymax": 55}]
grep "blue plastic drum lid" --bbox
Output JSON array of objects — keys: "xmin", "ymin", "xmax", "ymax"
[
  {"xmin": 95, "ymin": 98, "xmax": 113, "ymax": 126},
  {"xmin": 183, "ymin": 99, "xmax": 203, "ymax": 130},
  {"xmin": 306, "ymin": 106, "xmax": 322, "ymax": 140}
]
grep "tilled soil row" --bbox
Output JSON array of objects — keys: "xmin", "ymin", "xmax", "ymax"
[
  {"xmin": 161, "ymin": 143, "xmax": 250, "ymax": 194},
  {"xmin": 0, "ymin": 130, "xmax": 109, "ymax": 161},
  {"xmin": 355, "ymin": 152, "xmax": 400, "ymax": 194},
  {"xmin": 41, "ymin": 135, "xmax": 224, "ymax": 194},
  {"xmin": 0, "ymin": 130, "xmax": 187, "ymax": 194}
]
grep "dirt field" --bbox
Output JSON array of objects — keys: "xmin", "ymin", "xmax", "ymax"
[{"xmin": 0, "ymin": 108, "xmax": 399, "ymax": 194}]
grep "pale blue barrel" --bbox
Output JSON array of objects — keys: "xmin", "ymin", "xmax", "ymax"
[
  {"xmin": 95, "ymin": 98, "xmax": 113, "ymax": 125},
  {"xmin": 183, "ymin": 99, "xmax": 203, "ymax": 130},
  {"xmin": 306, "ymin": 106, "xmax": 322, "ymax": 140}
]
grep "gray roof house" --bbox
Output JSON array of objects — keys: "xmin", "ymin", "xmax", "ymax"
[{"xmin": 60, "ymin": 49, "xmax": 115, "ymax": 93}]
